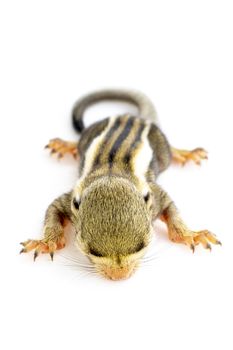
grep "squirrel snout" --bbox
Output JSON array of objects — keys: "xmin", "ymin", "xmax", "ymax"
[{"xmin": 102, "ymin": 264, "xmax": 137, "ymax": 281}]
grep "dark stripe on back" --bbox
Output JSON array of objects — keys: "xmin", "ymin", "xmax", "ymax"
[
  {"xmin": 94, "ymin": 117, "xmax": 121, "ymax": 167},
  {"xmin": 108, "ymin": 116, "xmax": 135, "ymax": 165},
  {"xmin": 123, "ymin": 122, "xmax": 145, "ymax": 164}
]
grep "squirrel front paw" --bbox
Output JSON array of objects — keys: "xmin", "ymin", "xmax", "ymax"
[
  {"xmin": 20, "ymin": 234, "xmax": 66, "ymax": 261},
  {"xmin": 169, "ymin": 228, "xmax": 221, "ymax": 252}
]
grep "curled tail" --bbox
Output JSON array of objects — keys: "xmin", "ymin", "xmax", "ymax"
[{"xmin": 72, "ymin": 89, "xmax": 158, "ymax": 133}]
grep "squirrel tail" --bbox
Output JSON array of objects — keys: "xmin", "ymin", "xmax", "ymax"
[{"xmin": 72, "ymin": 89, "xmax": 158, "ymax": 133}]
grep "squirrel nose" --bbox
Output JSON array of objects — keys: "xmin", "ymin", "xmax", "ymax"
[{"xmin": 103, "ymin": 265, "xmax": 135, "ymax": 280}]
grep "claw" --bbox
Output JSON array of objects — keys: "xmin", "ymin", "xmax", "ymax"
[
  {"xmin": 50, "ymin": 252, "xmax": 54, "ymax": 261},
  {"xmin": 20, "ymin": 248, "xmax": 25, "ymax": 254},
  {"xmin": 190, "ymin": 244, "xmax": 195, "ymax": 253},
  {"xmin": 206, "ymin": 243, "xmax": 212, "ymax": 251},
  {"xmin": 34, "ymin": 250, "xmax": 39, "ymax": 261},
  {"xmin": 216, "ymin": 240, "xmax": 222, "ymax": 246},
  {"xmin": 20, "ymin": 240, "xmax": 30, "ymax": 246}
]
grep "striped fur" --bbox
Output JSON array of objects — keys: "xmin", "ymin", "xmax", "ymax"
[
  {"xmin": 72, "ymin": 89, "xmax": 158, "ymax": 132},
  {"xmin": 75, "ymin": 115, "xmax": 154, "ymax": 195}
]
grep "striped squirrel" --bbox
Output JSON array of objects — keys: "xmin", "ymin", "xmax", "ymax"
[{"xmin": 20, "ymin": 89, "xmax": 221, "ymax": 280}]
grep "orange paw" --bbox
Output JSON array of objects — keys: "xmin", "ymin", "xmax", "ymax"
[
  {"xmin": 20, "ymin": 236, "xmax": 66, "ymax": 261},
  {"xmin": 192, "ymin": 230, "xmax": 221, "ymax": 250},
  {"xmin": 169, "ymin": 229, "xmax": 221, "ymax": 252},
  {"xmin": 45, "ymin": 138, "xmax": 78, "ymax": 159},
  {"xmin": 172, "ymin": 147, "xmax": 208, "ymax": 166}
]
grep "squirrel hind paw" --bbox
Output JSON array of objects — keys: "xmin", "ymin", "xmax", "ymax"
[{"xmin": 45, "ymin": 138, "xmax": 78, "ymax": 159}]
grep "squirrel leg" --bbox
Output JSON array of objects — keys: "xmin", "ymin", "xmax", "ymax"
[
  {"xmin": 171, "ymin": 147, "xmax": 208, "ymax": 166},
  {"xmin": 20, "ymin": 192, "xmax": 72, "ymax": 260},
  {"xmin": 150, "ymin": 184, "xmax": 221, "ymax": 251},
  {"xmin": 160, "ymin": 198, "xmax": 221, "ymax": 251},
  {"xmin": 45, "ymin": 138, "xmax": 79, "ymax": 159}
]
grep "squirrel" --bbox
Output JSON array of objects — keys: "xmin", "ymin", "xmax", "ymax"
[{"xmin": 20, "ymin": 89, "xmax": 221, "ymax": 280}]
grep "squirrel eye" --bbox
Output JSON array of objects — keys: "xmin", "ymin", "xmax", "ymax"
[
  {"xmin": 73, "ymin": 198, "xmax": 80, "ymax": 210},
  {"xmin": 89, "ymin": 248, "xmax": 104, "ymax": 257},
  {"xmin": 144, "ymin": 193, "xmax": 150, "ymax": 203},
  {"xmin": 135, "ymin": 242, "xmax": 145, "ymax": 253}
]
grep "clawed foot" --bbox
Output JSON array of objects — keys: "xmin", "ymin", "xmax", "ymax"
[
  {"xmin": 20, "ymin": 236, "xmax": 66, "ymax": 261},
  {"xmin": 172, "ymin": 147, "xmax": 208, "ymax": 166},
  {"xmin": 170, "ymin": 229, "xmax": 221, "ymax": 252},
  {"xmin": 45, "ymin": 138, "xmax": 78, "ymax": 159}
]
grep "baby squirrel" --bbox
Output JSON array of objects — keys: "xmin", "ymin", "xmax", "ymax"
[{"xmin": 20, "ymin": 89, "xmax": 221, "ymax": 280}]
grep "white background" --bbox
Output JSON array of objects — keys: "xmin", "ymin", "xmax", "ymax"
[{"xmin": 1, "ymin": 1, "xmax": 233, "ymax": 349}]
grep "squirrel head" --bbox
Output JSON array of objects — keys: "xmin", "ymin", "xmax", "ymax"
[{"xmin": 71, "ymin": 176, "xmax": 153, "ymax": 280}]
